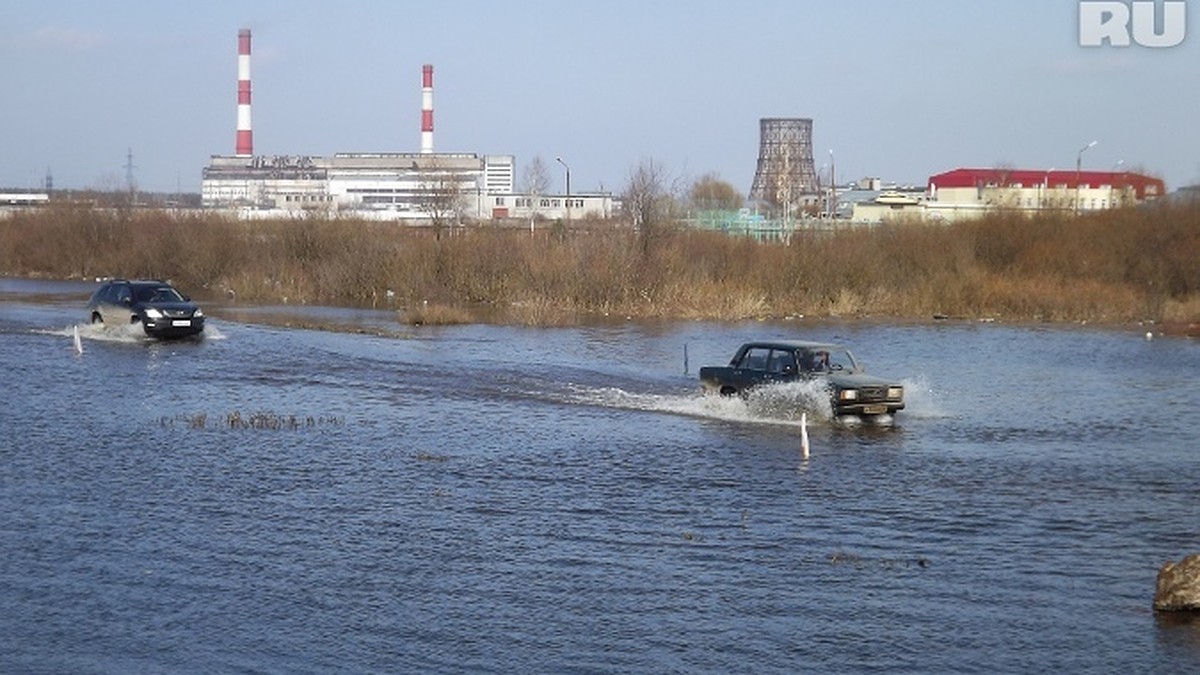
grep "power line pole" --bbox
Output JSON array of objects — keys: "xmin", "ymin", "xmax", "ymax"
[{"xmin": 124, "ymin": 147, "xmax": 138, "ymax": 202}]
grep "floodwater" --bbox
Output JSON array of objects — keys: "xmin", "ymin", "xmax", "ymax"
[{"xmin": 2, "ymin": 278, "xmax": 1199, "ymax": 673}]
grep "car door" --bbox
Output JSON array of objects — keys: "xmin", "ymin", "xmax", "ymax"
[
  {"xmin": 764, "ymin": 349, "xmax": 798, "ymax": 383},
  {"xmin": 101, "ymin": 283, "xmax": 133, "ymax": 324},
  {"xmin": 732, "ymin": 346, "xmax": 773, "ymax": 387}
]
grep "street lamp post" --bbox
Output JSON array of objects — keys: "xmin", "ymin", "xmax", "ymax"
[
  {"xmin": 1113, "ymin": 159, "xmax": 1125, "ymax": 207},
  {"xmin": 1075, "ymin": 140, "xmax": 1097, "ymax": 214},
  {"xmin": 828, "ymin": 149, "xmax": 835, "ymax": 220},
  {"xmin": 1041, "ymin": 167, "xmax": 1054, "ymax": 211},
  {"xmin": 1076, "ymin": 140, "xmax": 1097, "ymax": 175},
  {"xmin": 556, "ymin": 156, "xmax": 571, "ymax": 222}
]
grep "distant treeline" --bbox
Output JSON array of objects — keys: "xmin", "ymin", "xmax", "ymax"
[{"xmin": 1, "ymin": 202, "xmax": 1198, "ymax": 327}]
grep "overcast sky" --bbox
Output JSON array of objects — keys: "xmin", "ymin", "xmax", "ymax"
[{"xmin": 1, "ymin": 0, "xmax": 1197, "ymax": 194}]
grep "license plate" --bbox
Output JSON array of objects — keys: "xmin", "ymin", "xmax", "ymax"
[
  {"xmin": 862, "ymin": 404, "xmax": 887, "ymax": 415},
  {"xmin": 172, "ymin": 320, "xmax": 191, "ymax": 327}
]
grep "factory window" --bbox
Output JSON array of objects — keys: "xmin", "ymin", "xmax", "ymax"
[
  {"xmin": 494, "ymin": 197, "xmax": 506, "ymax": 206},
  {"xmin": 551, "ymin": 199, "xmax": 561, "ymax": 207},
  {"xmin": 540, "ymin": 199, "xmax": 551, "ymax": 207}
]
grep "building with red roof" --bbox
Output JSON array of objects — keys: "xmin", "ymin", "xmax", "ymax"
[{"xmin": 922, "ymin": 168, "xmax": 1165, "ymax": 221}]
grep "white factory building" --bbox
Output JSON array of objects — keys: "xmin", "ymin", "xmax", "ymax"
[
  {"xmin": 202, "ymin": 152, "xmax": 614, "ymax": 222},
  {"xmin": 201, "ymin": 30, "xmax": 614, "ymax": 222}
]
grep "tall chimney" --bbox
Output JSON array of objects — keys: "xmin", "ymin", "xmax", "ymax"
[
  {"xmin": 236, "ymin": 29, "xmax": 253, "ymax": 157},
  {"xmin": 420, "ymin": 64, "xmax": 433, "ymax": 154}
]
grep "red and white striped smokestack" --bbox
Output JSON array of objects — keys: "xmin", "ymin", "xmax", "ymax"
[
  {"xmin": 235, "ymin": 29, "xmax": 253, "ymax": 157},
  {"xmin": 420, "ymin": 64, "xmax": 434, "ymax": 154}
]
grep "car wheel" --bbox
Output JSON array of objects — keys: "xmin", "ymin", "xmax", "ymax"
[
  {"xmin": 720, "ymin": 386, "xmax": 738, "ymax": 397},
  {"xmin": 91, "ymin": 312, "xmax": 103, "ymax": 325}
]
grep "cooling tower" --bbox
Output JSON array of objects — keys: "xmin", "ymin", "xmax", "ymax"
[{"xmin": 749, "ymin": 118, "xmax": 818, "ymax": 206}]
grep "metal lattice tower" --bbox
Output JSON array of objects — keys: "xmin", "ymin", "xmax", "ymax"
[{"xmin": 749, "ymin": 118, "xmax": 818, "ymax": 207}]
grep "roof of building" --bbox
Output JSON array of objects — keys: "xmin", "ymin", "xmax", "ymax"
[{"xmin": 928, "ymin": 168, "xmax": 1166, "ymax": 198}]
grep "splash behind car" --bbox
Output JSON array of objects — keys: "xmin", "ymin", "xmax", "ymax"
[{"xmin": 87, "ymin": 279, "xmax": 205, "ymax": 339}]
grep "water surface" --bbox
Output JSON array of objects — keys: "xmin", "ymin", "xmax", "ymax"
[{"xmin": 2, "ymin": 280, "xmax": 1199, "ymax": 673}]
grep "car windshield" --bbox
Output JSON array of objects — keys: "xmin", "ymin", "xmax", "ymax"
[
  {"xmin": 802, "ymin": 347, "xmax": 857, "ymax": 373},
  {"xmin": 134, "ymin": 286, "xmax": 185, "ymax": 303}
]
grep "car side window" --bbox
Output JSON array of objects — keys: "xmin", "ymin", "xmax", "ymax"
[
  {"xmin": 768, "ymin": 350, "xmax": 796, "ymax": 374},
  {"xmin": 116, "ymin": 285, "xmax": 132, "ymax": 304},
  {"xmin": 738, "ymin": 347, "xmax": 770, "ymax": 371},
  {"xmin": 804, "ymin": 350, "xmax": 829, "ymax": 372}
]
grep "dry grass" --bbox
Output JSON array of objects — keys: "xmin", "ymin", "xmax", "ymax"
[
  {"xmin": 3, "ymin": 202, "xmax": 1199, "ymax": 326},
  {"xmin": 402, "ymin": 302, "xmax": 475, "ymax": 326}
]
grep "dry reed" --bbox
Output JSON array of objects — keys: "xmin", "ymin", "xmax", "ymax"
[{"xmin": 3, "ymin": 202, "xmax": 1198, "ymax": 326}]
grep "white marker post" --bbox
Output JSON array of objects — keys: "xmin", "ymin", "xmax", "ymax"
[{"xmin": 800, "ymin": 412, "xmax": 810, "ymax": 459}]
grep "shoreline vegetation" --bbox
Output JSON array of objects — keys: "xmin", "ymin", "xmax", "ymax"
[{"xmin": 2, "ymin": 203, "xmax": 1198, "ymax": 336}]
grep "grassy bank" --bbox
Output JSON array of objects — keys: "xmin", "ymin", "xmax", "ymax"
[{"xmin": 2, "ymin": 203, "xmax": 1198, "ymax": 328}]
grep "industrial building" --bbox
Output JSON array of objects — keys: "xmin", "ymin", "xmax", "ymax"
[
  {"xmin": 849, "ymin": 167, "xmax": 1166, "ymax": 223},
  {"xmin": 202, "ymin": 30, "xmax": 613, "ymax": 222}
]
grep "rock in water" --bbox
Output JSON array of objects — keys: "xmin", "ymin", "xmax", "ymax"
[{"xmin": 1154, "ymin": 554, "xmax": 1200, "ymax": 612}]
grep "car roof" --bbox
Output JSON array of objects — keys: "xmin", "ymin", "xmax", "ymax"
[
  {"xmin": 743, "ymin": 340, "xmax": 845, "ymax": 351},
  {"xmin": 102, "ymin": 278, "xmax": 172, "ymax": 287}
]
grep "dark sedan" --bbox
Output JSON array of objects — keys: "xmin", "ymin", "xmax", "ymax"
[{"xmin": 699, "ymin": 340, "xmax": 905, "ymax": 417}]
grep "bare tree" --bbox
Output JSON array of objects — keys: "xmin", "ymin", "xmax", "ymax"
[
  {"xmin": 688, "ymin": 172, "xmax": 743, "ymax": 211},
  {"xmin": 991, "ymin": 161, "xmax": 1020, "ymax": 209},
  {"xmin": 419, "ymin": 158, "xmax": 467, "ymax": 240},
  {"xmin": 522, "ymin": 155, "xmax": 550, "ymax": 230},
  {"xmin": 622, "ymin": 157, "xmax": 677, "ymax": 253}
]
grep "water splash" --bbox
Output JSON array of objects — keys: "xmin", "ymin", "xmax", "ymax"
[
  {"xmin": 898, "ymin": 373, "xmax": 948, "ymax": 419},
  {"xmin": 561, "ymin": 379, "xmax": 836, "ymax": 428},
  {"xmin": 40, "ymin": 322, "xmax": 224, "ymax": 344}
]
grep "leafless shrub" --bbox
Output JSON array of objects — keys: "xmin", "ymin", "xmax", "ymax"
[{"xmin": 3, "ymin": 201, "xmax": 1198, "ymax": 325}]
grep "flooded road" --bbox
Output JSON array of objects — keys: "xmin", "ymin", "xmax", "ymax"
[{"xmin": 2, "ymin": 279, "xmax": 1199, "ymax": 672}]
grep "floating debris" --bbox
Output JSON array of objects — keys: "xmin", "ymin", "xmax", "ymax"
[
  {"xmin": 827, "ymin": 550, "xmax": 930, "ymax": 569},
  {"xmin": 158, "ymin": 410, "xmax": 345, "ymax": 431}
]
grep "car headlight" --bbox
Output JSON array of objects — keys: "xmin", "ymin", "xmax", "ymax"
[
  {"xmin": 194, "ymin": 308, "xmax": 204, "ymax": 318},
  {"xmin": 144, "ymin": 308, "xmax": 163, "ymax": 319},
  {"xmin": 888, "ymin": 387, "xmax": 904, "ymax": 399},
  {"xmin": 838, "ymin": 389, "xmax": 858, "ymax": 401}
]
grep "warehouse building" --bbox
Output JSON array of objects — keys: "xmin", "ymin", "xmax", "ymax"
[{"xmin": 850, "ymin": 167, "xmax": 1166, "ymax": 223}]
